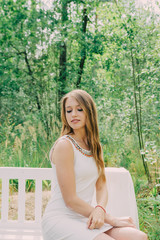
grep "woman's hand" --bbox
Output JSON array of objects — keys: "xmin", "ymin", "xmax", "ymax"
[
  {"xmin": 87, "ymin": 207, "xmax": 105, "ymax": 230},
  {"xmin": 112, "ymin": 216, "xmax": 136, "ymax": 228}
]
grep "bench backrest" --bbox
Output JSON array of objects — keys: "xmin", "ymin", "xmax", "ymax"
[
  {"xmin": 0, "ymin": 167, "xmax": 54, "ymax": 230},
  {"xmin": 0, "ymin": 167, "xmax": 139, "ymax": 231}
]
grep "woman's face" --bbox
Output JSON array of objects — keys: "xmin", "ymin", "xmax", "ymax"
[{"xmin": 65, "ymin": 96, "xmax": 86, "ymax": 131}]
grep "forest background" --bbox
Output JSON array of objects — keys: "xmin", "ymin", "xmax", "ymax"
[{"xmin": 0, "ymin": 0, "xmax": 160, "ymax": 239}]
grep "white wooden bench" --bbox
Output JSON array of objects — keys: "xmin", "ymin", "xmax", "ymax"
[{"xmin": 0, "ymin": 167, "xmax": 139, "ymax": 240}]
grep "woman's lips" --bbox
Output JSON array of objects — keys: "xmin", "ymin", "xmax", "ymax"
[{"xmin": 71, "ymin": 119, "xmax": 80, "ymax": 123}]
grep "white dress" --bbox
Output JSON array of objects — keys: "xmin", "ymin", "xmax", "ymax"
[{"xmin": 41, "ymin": 135, "xmax": 113, "ymax": 240}]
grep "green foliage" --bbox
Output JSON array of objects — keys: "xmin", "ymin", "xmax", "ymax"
[
  {"xmin": 137, "ymin": 195, "xmax": 160, "ymax": 240},
  {"xmin": 133, "ymin": 177, "xmax": 160, "ymax": 239},
  {"xmin": 0, "ymin": 0, "xmax": 160, "ymax": 238},
  {"xmin": 9, "ymin": 179, "xmax": 51, "ymax": 193}
]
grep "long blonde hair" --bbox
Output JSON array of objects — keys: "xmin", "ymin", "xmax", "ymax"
[{"xmin": 60, "ymin": 89, "xmax": 106, "ymax": 181}]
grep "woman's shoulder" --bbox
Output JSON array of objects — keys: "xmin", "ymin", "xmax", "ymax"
[
  {"xmin": 50, "ymin": 135, "xmax": 74, "ymax": 164},
  {"xmin": 54, "ymin": 135, "xmax": 73, "ymax": 152}
]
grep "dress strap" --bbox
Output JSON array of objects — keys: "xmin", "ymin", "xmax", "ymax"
[{"xmin": 49, "ymin": 135, "xmax": 75, "ymax": 162}]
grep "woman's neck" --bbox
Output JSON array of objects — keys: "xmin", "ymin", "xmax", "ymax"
[
  {"xmin": 72, "ymin": 129, "xmax": 86, "ymax": 141},
  {"xmin": 71, "ymin": 129, "xmax": 89, "ymax": 149}
]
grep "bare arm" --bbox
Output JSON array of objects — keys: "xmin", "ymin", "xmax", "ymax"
[
  {"xmin": 88, "ymin": 147, "xmax": 113, "ymax": 229},
  {"xmin": 52, "ymin": 139, "xmax": 96, "ymax": 218},
  {"xmin": 96, "ymin": 171, "xmax": 108, "ymax": 208},
  {"xmin": 87, "ymin": 171, "xmax": 114, "ymax": 229},
  {"xmin": 88, "ymin": 171, "xmax": 136, "ymax": 229}
]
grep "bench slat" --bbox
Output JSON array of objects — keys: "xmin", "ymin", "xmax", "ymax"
[
  {"xmin": 18, "ymin": 179, "xmax": 25, "ymax": 222},
  {"xmin": 0, "ymin": 168, "xmax": 53, "ymax": 180},
  {"xmin": 1, "ymin": 177, "xmax": 9, "ymax": 222},
  {"xmin": 35, "ymin": 180, "xmax": 42, "ymax": 223},
  {"xmin": 0, "ymin": 221, "xmax": 41, "ymax": 229}
]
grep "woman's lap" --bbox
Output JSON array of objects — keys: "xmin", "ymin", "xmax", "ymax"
[
  {"xmin": 42, "ymin": 216, "xmax": 112, "ymax": 240},
  {"xmin": 94, "ymin": 233, "xmax": 114, "ymax": 240}
]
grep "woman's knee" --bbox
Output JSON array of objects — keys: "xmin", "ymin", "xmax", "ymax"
[
  {"xmin": 106, "ymin": 226, "xmax": 147, "ymax": 240},
  {"xmin": 131, "ymin": 229, "xmax": 148, "ymax": 240},
  {"xmin": 139, "ymin": 231, "xmax": 148, "ymax": 240}
]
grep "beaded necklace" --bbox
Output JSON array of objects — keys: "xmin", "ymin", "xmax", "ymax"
[{"xmin": 66, "ymin": 135, "xmax": 93, "ymax": 157}]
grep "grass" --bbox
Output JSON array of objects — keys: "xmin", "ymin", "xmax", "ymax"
[
  {"xmin": 133, "ymin": 176, "xmax": 160, "ymax": 240},
  {"xmin": 137, "ymin": 196, "xmax": 160, "ymax": 239}
]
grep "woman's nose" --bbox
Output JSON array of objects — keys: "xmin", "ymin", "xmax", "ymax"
[{"xmin": 72, "ymin": 109, "xmax": 77, "ymax": 116}]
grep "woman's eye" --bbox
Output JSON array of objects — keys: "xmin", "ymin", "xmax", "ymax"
[{"xmin": 66, "ymin": 108, "xmax": 83, "ymax": 113}]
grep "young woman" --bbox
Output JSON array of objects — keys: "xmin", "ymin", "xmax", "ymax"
[{"xmin": 42, "ymin": 89, "xmax": 147, "ymax": 240}]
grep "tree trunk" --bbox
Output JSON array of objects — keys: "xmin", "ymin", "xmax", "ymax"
[
  {"xmin": 76, "ymin": 7, "xmax": 88, "ymax": 88},
  {"xmin": 131, "ymin": 48, "xmax": 152, "ymax": 183},
  {"xmin": 24, "ymin": 50, "xmax": 41, "ymax": 111},
  {"xmin": 57, "ymin": 0, "xmax": 68, "ymax": 119}
]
